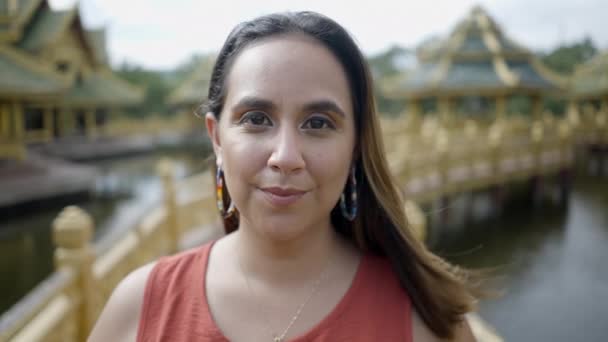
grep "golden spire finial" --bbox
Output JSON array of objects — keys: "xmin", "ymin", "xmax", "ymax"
[{"xmin": 471, "ymin": 4, "xmax": 487, "ymax": 16}]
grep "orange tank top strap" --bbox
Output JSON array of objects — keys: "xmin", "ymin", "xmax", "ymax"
[{"xmin": 137, "ymin": 242, "xmax": 226, "ymax": 342}]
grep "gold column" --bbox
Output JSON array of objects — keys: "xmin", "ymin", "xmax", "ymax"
[
  {"xmin": 85, "ymin": 108, "xmax": 97, "ymax": 139},
  {"xmin": 12, "ymin": 102, "xmax": 24, "ymax": 141},
  {"xmin": 59, "ymin": 108, "xmax": 73, "ymax": 137},
  {"xmin": 531, "ymin": 95, "xmax": 543, "ymax": 120},
  {"xmin": 9, "ymin": 103, "xmax": 27, "ymax": 160},
  {"xmin": 566, "ymin": 100, "xmax": 580, "ymax": 127},
  {"xmin": 566, "ymin": 100, "xmax": 579, "ymax": 114},
  {"xmin": 0, "ymin": 104, "xmax": 10, "ymax": 139},
  {"xmin": 407, "ymin": 98, "xmax": 422, "ymax": 122},
  {"xmin": 496, "ymin": 95, "xmax": 506, "ymax": 121},
  {"xmin": 69, "ymin": 109, "xmax": 77, "ymax": 136},
  {"xmin": 438, "ymin": 97, "xmax": 452, "ymax": 125},
  {"xmin": 59, "ymin": 108, "xmax": 67, "ymax": 137},
  {"xmin": 43, "ymin": 106, "xmax": 54, "ymax": 142},
  {"xmin": 106, "ymin": 107, "xmax": 120, "ymax": 136}
]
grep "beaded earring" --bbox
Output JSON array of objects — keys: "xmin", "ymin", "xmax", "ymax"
[
  {"xmin": 340, "ymin": 165, "xmax": 358, "ymax": 221},
  {"xmin": 216, "ymin": 166, "xmax": 236, "ymax": 217}
]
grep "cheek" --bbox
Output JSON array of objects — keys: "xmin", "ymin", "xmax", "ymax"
[
  {"xmin": 306, "ymin": 143, "xmax": 353, "ymax": 198},
  {"xmin": 221, "ymin": 136, "xmax": 267, "ymax": 194}
]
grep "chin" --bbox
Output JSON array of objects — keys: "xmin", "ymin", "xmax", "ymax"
[{"xmin": 254, "ymin": 215, "xmax": 313, "ymax": 241}]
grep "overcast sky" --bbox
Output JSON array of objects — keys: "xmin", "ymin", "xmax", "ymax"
[{"xmin": 50, "ymin": 0, "xmax": 608, "ymax": 70}]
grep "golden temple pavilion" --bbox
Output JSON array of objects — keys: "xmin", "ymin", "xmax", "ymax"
[
  {"xmin": 0, "ymin": 0, "xmax": 143, "ymax": 160},
  {"xmin": 387, "ymin": 6, "xmax": 565, "ymax": 122}
]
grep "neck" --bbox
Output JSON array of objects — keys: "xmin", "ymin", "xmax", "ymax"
[{"xmin": 234, "ymin": 219, "xmax": 341, "ymax": 285}]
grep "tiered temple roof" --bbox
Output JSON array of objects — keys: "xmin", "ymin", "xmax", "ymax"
[
  {"xmin": 1, "ymin": 0, "xmax": 142, "ymax": 105},
  {"xmin": 0, "ymin": 45, "xmax": 67, "ymax": 98},
  {"xmin": 167, "ymin": 58, "xmax": 215, "ymax": 110},
  {"xmin": 0, "ymin": 0, "xmax": 41, "ymax": 39},
  {"xmin": 391, "ymin": 6, "xmax": 564, "ymax": 99},
  {"xmin": 17, "ymin": 6, "xmax": 77, "ymax": 52},
  {"xmin": 64, "ymin": 71, "xmax": 143, "ymax": 107},
  {"xmin": 84, "ymin": 28, "xmax": 109, "ymax": 66}
]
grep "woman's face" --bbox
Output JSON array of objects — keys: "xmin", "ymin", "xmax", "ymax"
[{"xmin": 207, "ymin": 34, "xmax": 356, "ymax": 241}]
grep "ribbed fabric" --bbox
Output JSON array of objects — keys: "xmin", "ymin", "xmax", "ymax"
[{"xmin": 137, "ymin": 241, "xmax": 413, "ymax": 341}]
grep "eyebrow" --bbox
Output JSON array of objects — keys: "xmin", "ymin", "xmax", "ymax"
[
  {"xmin": 303, "ymin": 100, "xmax": 346, "ymax": 118},
  {"xmin": 231, "ymin": 96, "xmax": 277, "ymax": 113},
  {"xmin": 231, "ymin": 96, "xmax": 346, "ymax": 118}
]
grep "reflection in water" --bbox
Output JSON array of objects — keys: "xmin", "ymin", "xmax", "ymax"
[
  {"xmin": 431, "ymin": 177, "xmax": 608, "ymax": 342},
  {"xmin": 0, "ymin": 150, "xmax": 208, "ymax": 314}
]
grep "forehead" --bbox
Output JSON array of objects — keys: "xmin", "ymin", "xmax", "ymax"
[{"xmin": 223, "ymin": 34, "xmax": 352, "ymax": 114}]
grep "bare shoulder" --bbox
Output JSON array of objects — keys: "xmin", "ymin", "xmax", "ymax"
[
  {"xmin": 451, "ymin": 316, "xmax": 476, "ymax": 342},
  {"xmin": 412, "ymin": 309, "xmax": 476, "ymax": 342},
  {"xmin": 412, "ymin": 309, "xmax": 440, "ymax": 342},
  {"xmin": 88, "ymin": 262, "xmax": 157, "ymax": 342}
]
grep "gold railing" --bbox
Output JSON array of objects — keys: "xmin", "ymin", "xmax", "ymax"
[
  {"xmin": 382, "ymin": 114, "xmax": 580, "ymax": 204},
  {"xmin": 0, "ymin": 161, "xmax": 218, "ymax": 342},
  {"xmin": 6, "ymin": 109, "xmax": 608, "ymax": 341},
  {"xmin": 565, "ymin": 104, "xmax": 608, "ymax": 147}
]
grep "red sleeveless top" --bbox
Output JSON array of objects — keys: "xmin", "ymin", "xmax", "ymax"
[{"xmin": 137, "ymin": 242, "xmax": 413, "ymax": 341}]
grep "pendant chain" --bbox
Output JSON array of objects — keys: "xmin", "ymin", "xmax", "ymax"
[{"xmin": 237, "ymin": 252, "xmax": 333, "ymax": 342}]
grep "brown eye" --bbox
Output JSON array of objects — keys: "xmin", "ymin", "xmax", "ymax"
[
  {"xmin": 302, "ymin": 116, "xmax": 334, "ymax": 130},
  {"xmin": 241, "ymin": 111, "xmax": 272, "ymax": 126}
]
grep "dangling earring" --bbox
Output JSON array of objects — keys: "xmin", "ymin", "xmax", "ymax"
[
  {"xmin": 340, "ymin": 165, "xmax": 358, "ymax": 221},
  {"xmin": 216, "ymin": 166, "xmax": 236, "ymax": 217}
]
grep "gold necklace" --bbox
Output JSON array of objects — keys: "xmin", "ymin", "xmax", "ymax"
[{"xmin": 237, "ymin": 252, "xmax": 332, "ymax": 342}]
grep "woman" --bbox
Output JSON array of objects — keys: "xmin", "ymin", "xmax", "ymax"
[{"xmin": 90, "ymin": 11, "xmax": 478, "ymax": 342}]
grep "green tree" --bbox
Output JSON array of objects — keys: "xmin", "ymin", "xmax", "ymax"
[
  {"xmin": 367, "ymin": 45, "xmax": 414, "ymax": 116},
  {"xmin": 542, "ymin": 37, "xmax": 598, "ymax": 75},
  {"xmin": 541, "ymin": 37, "xmax": 598, "ymax": 115},
  {"xmin": 116, "ymin": 62, "xmax": 173, "ymax": 117},
  {"xmin": 170, "ymin": 54, "xmax": 207, "ymax": 84},
  {"xmin": 114, "ymin": 54, "xmax": 214, "ymax": 118}
]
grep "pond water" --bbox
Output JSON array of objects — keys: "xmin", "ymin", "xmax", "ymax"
[{"xmin": 0, "ymin": 149, "xmax": 209, "ymax": 314}]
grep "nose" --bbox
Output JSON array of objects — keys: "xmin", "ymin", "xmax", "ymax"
[{"xmin": 267, "ymin": 127, "xmax": 305, "ymax": 174}]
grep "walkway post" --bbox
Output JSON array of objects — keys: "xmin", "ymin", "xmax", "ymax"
[{"xmin": 52, "ymin": 206, "xmax": 96, "ymax": 341}]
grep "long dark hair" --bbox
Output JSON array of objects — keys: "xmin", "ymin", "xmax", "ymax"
[{"xmin": 200, "ymin": 11, "xmax": 478, "ymax": 339}]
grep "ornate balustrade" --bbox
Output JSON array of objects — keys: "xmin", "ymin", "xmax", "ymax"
[
  {"xmin": 382, "ymin": 114, "xmax": 576, "ymax": 204},
  {"xmin": 0, "ymin": 161, "xmax": 216, "ymax": 342}
]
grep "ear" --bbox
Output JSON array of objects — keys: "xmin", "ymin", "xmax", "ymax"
[{"xmin": 205, "ymin": 112, "xmax": 222, "ymax": 165}]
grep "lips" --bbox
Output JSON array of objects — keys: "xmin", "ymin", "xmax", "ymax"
[{"xmin": 260, "ymin": 187, "xmax": 307, "ymax": 206}]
